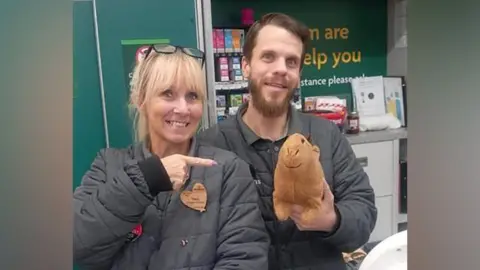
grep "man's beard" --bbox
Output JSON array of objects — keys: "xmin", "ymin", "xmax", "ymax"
[{"xmin": 248, "ymin": 78, "xmax": 295, "ymax": 118}]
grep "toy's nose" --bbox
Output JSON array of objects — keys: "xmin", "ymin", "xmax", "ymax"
[{"xmin": 287, "ymin": 148, "xmax": 300, "ymax": 156}]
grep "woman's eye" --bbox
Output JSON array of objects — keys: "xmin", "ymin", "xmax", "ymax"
[
  {"xmin": 187, "ymin": 92, "xmax": 199, "ymax": 100},
  {"xmin": 162, "ymin": 90, "xmax": 173, "ymax": 98}
]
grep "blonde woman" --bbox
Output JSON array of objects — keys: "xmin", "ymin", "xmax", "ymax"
[{"xmin": 73, "ymin": 44, "xmax": 269, "ymax": 270}]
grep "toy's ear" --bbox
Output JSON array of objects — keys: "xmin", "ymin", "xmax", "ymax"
[
  {"xmin": 312, "ymin": 145, "xmax": 320, "ymax": 153},
  {"xmin": 306, "ymin": 134, "xmax": 312, "ymax": 143}
]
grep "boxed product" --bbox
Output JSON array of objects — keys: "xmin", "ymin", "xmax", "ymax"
[
  {"xmin": 232, "ymin": 29, "xmax": 244, "ymax": 53},
  {"xmin": 230, "ymin": 94, "xmax": 243, "ymax": 107},
  {"xmin": 212, "ymin": 30, "xmax": 217, "ymax": 53},
  {"xmin": 215, "ymin": 29, "xmax": 225, "ymax": 53},
  {"xmin": 215, "ymin": 56, "xmax": 230, "ymax": 82},
  {"xmin": 216, "ymin": 95, "xmax": 226, "ymax": 107},
  {"xmin": 242, "ymin": 93, "xmax": 250, "ymax": 103},
  {"xmin": 224, "ymin": 29, "xmax": 233, "ymax": 53}
]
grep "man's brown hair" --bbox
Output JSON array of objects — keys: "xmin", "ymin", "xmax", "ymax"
[{"xmin": 243, "ymin": 13, "xmax": 310, "ymax": 68}]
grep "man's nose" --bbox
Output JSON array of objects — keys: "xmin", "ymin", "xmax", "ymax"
[{"xmin": 273, "ymin": 59, "xmax": 288, "ymax": 76}]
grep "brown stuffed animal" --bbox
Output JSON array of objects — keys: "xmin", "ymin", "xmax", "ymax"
[{"xmin": 273, "ymin": 133, "xmax": 325, "ymax": 223}]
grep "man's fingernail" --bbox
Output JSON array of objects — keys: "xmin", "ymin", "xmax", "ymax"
[{"xmin": 211, "ymin": 161, "xmax": 218, "ymax": 165}]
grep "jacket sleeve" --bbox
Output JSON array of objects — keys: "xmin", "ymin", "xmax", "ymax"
[
  {"xmin": 319, "ymin": 124, "xmax": 378, "ymax": 253},
  {"xmin": 73, "ymin": 149, "xmax": 172, "ymax": 269},
  {"xmin": 214, "ymin": 156, "xmax": 270, "ymax": 269}
]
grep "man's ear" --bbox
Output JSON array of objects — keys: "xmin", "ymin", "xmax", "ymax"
[{"xmin": 241, "ymin": 56, "xmax": 250, "ymax": 79}]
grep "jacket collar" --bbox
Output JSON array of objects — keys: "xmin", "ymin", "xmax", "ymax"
[
  {"xmin": 139, "ymin": 136, "xmax": 197, "ymax": 159},
  {"xmin": 235, "ymin": 102, "xmax": 303, "ymax": 145}
]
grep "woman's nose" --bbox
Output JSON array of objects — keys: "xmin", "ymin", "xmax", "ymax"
[{"xmin": 172, "ymin": 99, "xmax": 189, "ymax": 114}]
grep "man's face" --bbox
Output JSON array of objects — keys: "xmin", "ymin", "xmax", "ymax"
[{"xmin": 242, "ymin": 25, "xmax": 303, "ymax": 118}]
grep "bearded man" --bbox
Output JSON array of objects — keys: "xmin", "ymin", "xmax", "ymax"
[{"xmin": 197, "ymin": 12, "xmax": 377, "ymax": 270}]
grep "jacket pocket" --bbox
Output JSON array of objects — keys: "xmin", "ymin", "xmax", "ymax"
[{"xmin": 111, "ymin": 234, "xmax": 158, "ymax": 270}]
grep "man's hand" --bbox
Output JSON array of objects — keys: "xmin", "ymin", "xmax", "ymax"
[{"xmin": 290, "ymin": 179, "xmax": 338, "ymax": 232}]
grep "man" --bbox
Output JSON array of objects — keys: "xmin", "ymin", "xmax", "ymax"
[{"xmin": 198, "ymin": 13, "xmax": 377, "ymax": 270}]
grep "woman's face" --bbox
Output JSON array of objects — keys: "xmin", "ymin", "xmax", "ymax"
[{"xmin": 145, "ymin": 84, "xmax": 203, "ymax": 145}]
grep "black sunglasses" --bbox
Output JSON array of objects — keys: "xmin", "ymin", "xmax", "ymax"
[{"xmin": 144, "ymin": 44, "xmax": 205, "ymax": 66}]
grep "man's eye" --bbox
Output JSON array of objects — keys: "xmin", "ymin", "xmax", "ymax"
[
  {"xmin": 262, "ymin": 54, "xmax": 274, "ymax": 61},
  {"xmin": 287, "ymin": 59, "xmax": 298, "ymax": 67}
]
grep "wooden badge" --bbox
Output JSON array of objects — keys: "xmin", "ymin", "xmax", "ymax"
[{"xmin": 180, "ymin": 183, "xmax": 207, "ymax": 212}]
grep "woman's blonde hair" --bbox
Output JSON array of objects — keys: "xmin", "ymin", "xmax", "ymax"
[{"xmin": 129, "ymin": 49, "xmax": 206, "ymax": 142}]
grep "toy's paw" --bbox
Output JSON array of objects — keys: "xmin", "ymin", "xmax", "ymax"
[{"xmin": 274, "ymin": 198, "xmax": 291, "ymax": 221}]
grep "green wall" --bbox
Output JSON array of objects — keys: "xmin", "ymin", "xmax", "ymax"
[
  {"xmin": 94, "ymin": 0, "xmax": 198, "ymax": 149},
  {"xmin": 73, "ymin": 1, "xmax": 199, "ymax": 269},
  {"xmin": 73, "ymin": 0, "xmax": 198, "ymax": 189},
  {"xmin": 73, "ymin": 1, "xmax": 105, "ymax": 190},
  {"xmin": 211, "ymin": 0, "xmax": 387, "ymax": 108}
]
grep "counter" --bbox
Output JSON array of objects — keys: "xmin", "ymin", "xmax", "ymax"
[
  {"xmin": 345, "ymin": 127, "xmax": 408, "ymax": 243},
  {"xmin": 346, "ymin": 128, "xmax": 408, "ymax": 145}
]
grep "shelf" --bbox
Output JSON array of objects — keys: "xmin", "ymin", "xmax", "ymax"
[
  {"xmin": 215, "ymin": 81, "xmax": 248, "ymax": 91},
  {"xmin": 214, "ymin": 51, "xmax": 243, "ymax": 56}
]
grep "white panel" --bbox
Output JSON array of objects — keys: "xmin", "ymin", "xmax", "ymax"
[
  {"xmin": 352, "ymin": 141, "xmax": 395, "ymax": 197},
  {"xmin": 369, "ymin": 196, "xmax": 394, "ymax": 243}
]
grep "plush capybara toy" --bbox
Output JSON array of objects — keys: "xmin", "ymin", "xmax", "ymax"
[{"xmin": 273, "ymin": 133, "xmax": 325, "ymax": 223}]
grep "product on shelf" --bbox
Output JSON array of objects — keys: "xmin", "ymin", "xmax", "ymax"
[
  {"xmin": 212, "ymin": 26, "xmax": 250, "ymax": 122},
  {"xmin": 304, "ymin": 96, "xmax": 348, "ymax": 131},
  {"xmin": 232, "ymin": 29, "xmax": 244, "ymax": 53},
  {"xmin": 212, "ymin": 30, "xmax": 217, "ymax": 53},
  {"xmin": 213, "ymin": 28, "xmax": 245, "ymax": 55},
  {"xmin": 214, "ymin": 29, "xmax": 225, "ymax": 53},
  {"xmin": 229, "ymin": 106, "xmax": 239, "ymax": 115},
  {"xmin": 230, "ymin": 94, "xmax": 243, "ymax": 107},
  {"xmin": 216, "ymin": 107, "xmax": 227, "ymax": 122},
  {"xmin": 229, "ymin": 56, "xmax": 243, "ymax": 81},
  {"xmin": 215, "ymin": 56, "xmax": 230, "ymax": 82},
  {"xmin": 216, "ymin": 95, "xmax": 226, "ymax": 108},
  {"xmin": 242, "ymin": 93, "xmax": 250, "ymax": 103},
  {"xmin": 224, "ymin": 29, "xmax": 233, "ymax": 53}
]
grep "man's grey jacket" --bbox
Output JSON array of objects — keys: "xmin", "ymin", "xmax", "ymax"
[
  {"xmin": 73, "ymin": 140, "xmax": 270, "ymax": 269},
  {"xmin": 197, "ymin": 105, "xmax": 378, "ymax": 270}
]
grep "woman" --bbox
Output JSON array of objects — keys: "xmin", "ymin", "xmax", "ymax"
[{"xmin": 73, "ymin": 44, "xmax": 269, "ymax": 269}]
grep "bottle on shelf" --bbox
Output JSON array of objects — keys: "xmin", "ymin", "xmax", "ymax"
[{"xmin": 346, "ymin": 111, "xmax": 360, "ymax": 134}]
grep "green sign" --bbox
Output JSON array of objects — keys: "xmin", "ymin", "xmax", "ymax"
[
  {"xmin": 121, "ymin": 39, "xmax": 170, "ymax": 97},
  {"xmin": 212, "ymin": 0, "xmax": 387, "ymax": 109}
]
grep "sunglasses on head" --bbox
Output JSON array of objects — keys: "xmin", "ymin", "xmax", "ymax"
[{"xmin": 144, "ymin": 44, "xmax": 205, "ymax": 66}]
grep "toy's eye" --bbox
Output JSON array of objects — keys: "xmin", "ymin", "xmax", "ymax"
[{"xmin": 301, "ymin": 138, "xmax": 305, "ymax": 143}]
